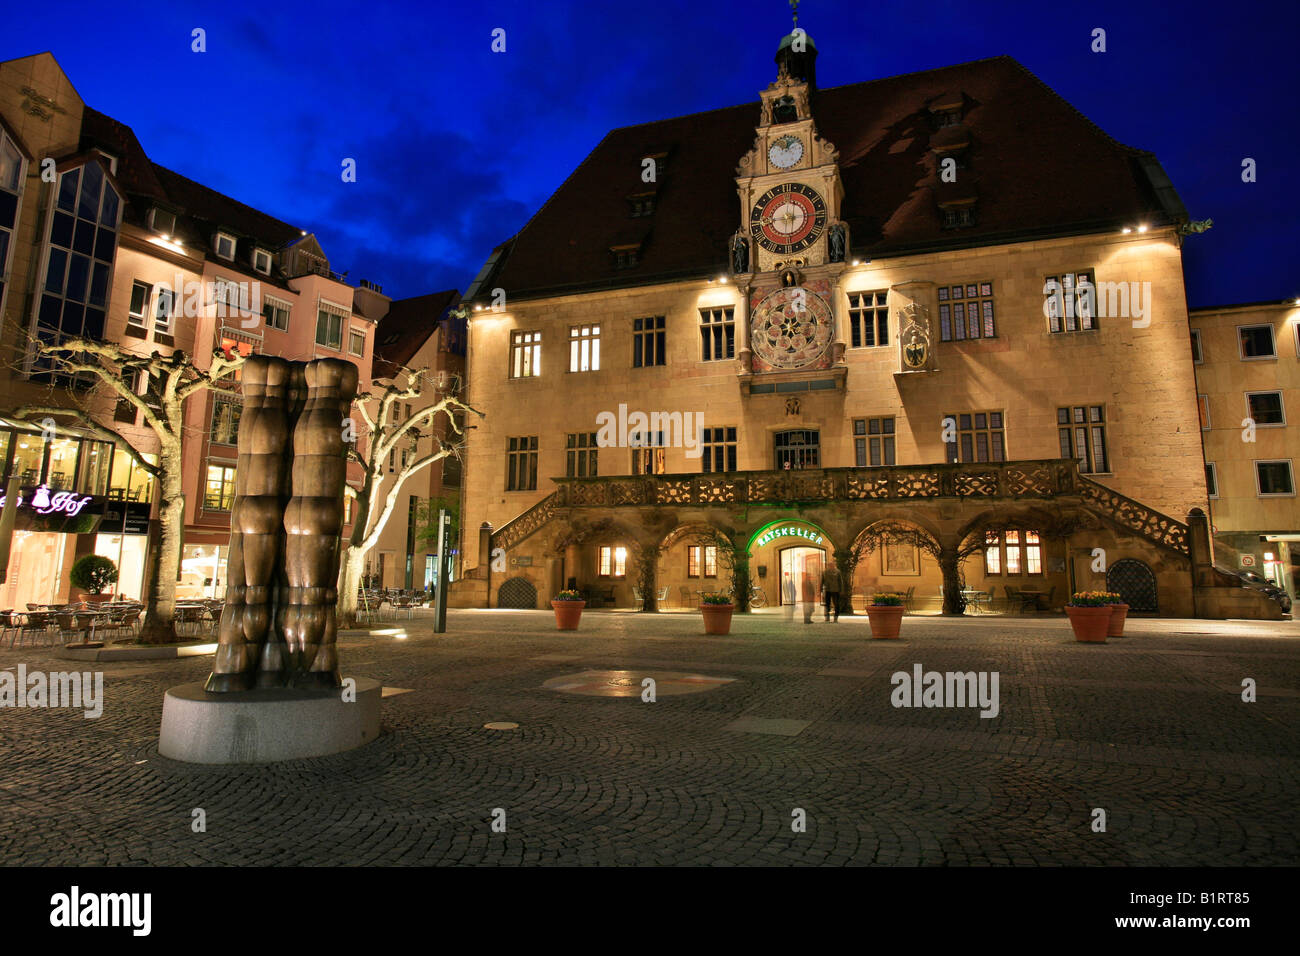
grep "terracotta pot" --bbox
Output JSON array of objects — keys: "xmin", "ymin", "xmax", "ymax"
[
  {"xmin": 74, "ymin": 592, "xmax": 113, "ymax": 604},
  {"xmin": 1067, "ymin": 605, "xmax": 1110, "ymax": 642},
  {"xmin": 1107, "ymin": 603, "xmax": 1129, "ymax": 637},
  {"xmin": 700, "ymin": 603, "xmax": 734, "ymax": 635},
  {"xmin": 551, "ymin": 600, "xmax": 585, "ymax": 630},
  {"xmin": 866, "ymin": 605, "xmax": 905, "ymax": 639}
]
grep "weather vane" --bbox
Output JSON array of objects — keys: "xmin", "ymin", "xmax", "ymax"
[{"xmin": 790, "ymin": 0, "xmax": 800, "ymax": 28}]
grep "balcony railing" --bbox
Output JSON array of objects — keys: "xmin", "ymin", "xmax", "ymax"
[{"xmin": 491, "ymin": 458, "xmax": 1190, "ymax": 556}]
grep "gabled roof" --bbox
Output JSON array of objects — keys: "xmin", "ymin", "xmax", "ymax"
[
  {"xmin": 372, "ymin": 289, "xmax": 461, "ymax": 380},
  {"xmin": 150, "ymin": 162, "xmax": 304, "ymax": 252},
  {"xmin": 478, "ymin": 55, "xmax": 1180, "ymax": 301}
]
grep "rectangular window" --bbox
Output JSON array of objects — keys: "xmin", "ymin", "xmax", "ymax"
[
  {"xmin": 937, "ymin": 282, "xmax": 996, "ymax": 341},
  {"xmin": 263, "ymin": 297, "xmax": 290, "ymax": 331},
  {"xmin": 253, "ymin": 249, "xmax": 272, "ymax": 275},
  {"xmin": 510, "ymin": 330, "xmax": 541, "ymax": 378},
  {"xmin": 1256, "ymin": 460, "xmax": 1294, "ymax": 496},
  {"xmin": 847, "ymin": 291, "xmax": 888, "ymax": 348},
  {"xmin": 630, "ymin": 430, "xmax": 666, "ymax": 474},
  {"xmin": 1005, "ymin": 530, "xmax": 1022, "ymax": 575},
  {"xmin": 599, "ymin": 545, "xmax": 627, "ymax": 577},
  {"xmin": 1190, "ymin": 329, "xmax": 1203, "ymax": 363},
  {"xmin": 983, "ymin": 531, "xmax": 1001, "ymax": 575},
  {"xmin": 700, "ymin": 307, "xmax": 735, "ymax": 361},
  {"xmin": 153, "ymin": 287, "xmax": 175, "ymax": 333},
  {"xmin": 1198, "ymin": 394, "xmax": 1211, "ymax": 430},
  {"xmin": 1238, "ymin": 324, "xmax": 1276, "ymax": 359},
  {"xmin": 1057, "ymin": 405, "xmax": 1109, "ymax": 473},
  {"xmin": 566, "ymin": 432, "xmax": 598, "ymax": 477},
  {"xmin": 128, "ymin": 281, "xmax": 150, "ymax": 327},
  {"xmin": 204, "ymin": 463, "xmax": 236, "ymax": 511},
  {"xmin": 854, "ymin": 417, "xmax": 896, "ymax": 467},
  {"xmin": 944, "ymin": 411, "xmax": 1005, "ymax": 463},
  {"xmin": 348, "ymin": 329, "xmax": 366, "ymax": 356},
  {"xmin": 209, "ymin": 398, "xmax": 242, "ymax": 445},
  {"xmin": 701, "ymin": 426, "xmax": 737, "ymax": 473},
  {"xmin": 1246, "ymin": 391, "xmax": 1285, "ymax": 426},
  {"xmin": 569, "ymin": 324, "xmax": 600, "ymax": 372},
  {"xmin": 1206, "ymin": 462, "xmax": 1218, "ymax": 498},
  {"xmin": 632, "ymin": 315, "xmax": 666, "ymax": 367},
  {"xmin": 506, "ymin": 436, "xmax": 538, "ymax": 491},
  {"xmin": 1045, "ymin": 272, "xmax": 1097, "ymax": 333},
  {"xmin": 316, "ymin": 309, "xmax": 344, "ymax": 349},
  {"xmin": 1025, "ymin": 531, "xmax": 1042, "ymax": 574},
  {"xmin": 688, "ymin": 545, "xmax": 718, "ymax": 578},
  {"xmin": 215, "ymin": 233, "xmax": 236, "ymax": 260}
]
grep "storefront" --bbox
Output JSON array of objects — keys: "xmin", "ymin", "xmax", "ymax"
[
  {"xmin": 748, "ymin": 520, "xmax": 833, "ymax": 607},
  {"xmin": 178, "ymin": 543, "xmax": 230, "ymax": 600}
]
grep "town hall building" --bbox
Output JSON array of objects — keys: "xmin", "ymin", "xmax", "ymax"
[{"xmin": 452, "ymin": 30, "xmax": 1278, "ymax": 619}]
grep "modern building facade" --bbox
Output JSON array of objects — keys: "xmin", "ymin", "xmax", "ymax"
[
  {"xmin": 454, "ymin": 37, "xmax": 1275, "ymax": 618},
  {"xmin": 0, "ymin": 52, "xmax": 461, "ymax": 608},
  {"xmin": 1192, "ymin": 299, "xmax": 1300, "ymax": 600}
]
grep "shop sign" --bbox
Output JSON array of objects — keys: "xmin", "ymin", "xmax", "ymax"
[
  {"xmin": 753, "ymin": 524, "xmax": 824, "ymax": 548},
  {"xmin": 99, "ymin": 501, "xmax": 152, "ymax": 536},
  {"xmin": 0, "ymin": 484, "xmax": 95, "ymax": 518}
]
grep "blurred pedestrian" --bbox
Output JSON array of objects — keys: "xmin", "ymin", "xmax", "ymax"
[
  {"xmin": 821, "ymin": 561, "xmax": 842, "ymax": 622},
  {"xmin": 801, "ymin": 569, "xmax": 816, "ymax": 623},
  {"xmin": 782, "ymin": 572, "xmax": 796, "ymax": 621}
]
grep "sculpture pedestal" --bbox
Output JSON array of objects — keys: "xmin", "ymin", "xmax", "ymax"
[{"xmin": 158, "ymin": 678, "xmax": 381, "ymax": 764}]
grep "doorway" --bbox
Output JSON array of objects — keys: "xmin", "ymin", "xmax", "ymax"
[{"xmin": 779, "ymin": 546, "xmax": 825, "ymax": 605}]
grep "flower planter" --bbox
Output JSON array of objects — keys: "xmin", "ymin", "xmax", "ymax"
[
  {"xmin": 74, "ymin": 592, "xmax": 113, "ymax": 604},
  {"xmin": 1066, "ymin": 605, "xmax": 1110, "ymax": 643},
  {"xmin": 1107, "ymin": 603, "xmax": 1129, "ymax": 638},
  {"xmin": 700, "ymin": 603, "xmax": 734, "ymax": 635},
  {"xmin": 866, "ymin": 605, "xmax": 905, "ymax": 639},
  {"xmin": 551, "ymin": 600, "xmax": 585, "ymax": 631}
]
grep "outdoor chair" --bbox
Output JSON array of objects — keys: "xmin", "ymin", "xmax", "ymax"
[
  {"xmin": 14, "ymin": 612, "xmax": 53, "ymax": 648},
  {"xmin": 903, "ymin": 586, "xmax": 916, "ymax": 613},
  {"xmin": 1004, "ymin": 585, "xmax": 1021, "ymax": 615},
  {"xmin": 679, "ymin": 586, "xmax": 693, "ymax": 609},
  {"xmin": 632, "ymin": 586, "xmax": 643, "ymax": 604}
]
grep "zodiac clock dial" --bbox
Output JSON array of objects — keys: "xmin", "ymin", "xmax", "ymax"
[
  {"xmin": 749, "ymin": 286, "xmax": 834, "ymax": 370},
  {"xmin": 749, "ymin": 182, "xmax": 827, "ymax": 254}
]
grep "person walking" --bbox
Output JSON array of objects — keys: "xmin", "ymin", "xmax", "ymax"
[
  {"xmin": 821, "ymin": 561, "xmax": 842, "ymax": 622},
  {"xmin": 800, "ymin": 568, "xmax": 817, "ymax": 623}
]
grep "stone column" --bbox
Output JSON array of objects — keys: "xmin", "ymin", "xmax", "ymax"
[
  {"xmin": 830, "ymin": 275, "xmax": 846, "ymax": 364},
  {"xmin": 736, "ymin": 287, "xmax": 752, "ymax": 373}
]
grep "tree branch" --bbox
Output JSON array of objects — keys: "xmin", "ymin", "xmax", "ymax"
[{"xmin": 9, "ymin": 405, "xmax": 158, "ymax": 477}]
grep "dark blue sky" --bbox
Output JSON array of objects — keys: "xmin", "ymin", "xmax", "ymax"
[{"xmin": 8, "ymin": 0, "xmax": 1298, "ymax": 306}]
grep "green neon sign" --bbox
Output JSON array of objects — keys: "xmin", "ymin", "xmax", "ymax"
[{"xmin": 749, "ymin": 520, "xmax": 826, "ymax": 550}]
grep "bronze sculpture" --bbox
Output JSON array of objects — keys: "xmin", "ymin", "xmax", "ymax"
[{"xmin": 206, "ymin": 357, "xmax": 357, "ymax": 692}]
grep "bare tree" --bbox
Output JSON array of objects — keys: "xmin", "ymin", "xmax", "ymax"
[
  {"xmin": 10, "ymin": 338, "xmax": 245, "ymax": 643},
  {"xmin": 338, "ymin": 367, "xmax": 480, "ymax": 626}
]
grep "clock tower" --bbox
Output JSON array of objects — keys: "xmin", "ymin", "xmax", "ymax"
[{"xmin": 732, "ymin": 20, "xmax": 849, "ymax": 382}]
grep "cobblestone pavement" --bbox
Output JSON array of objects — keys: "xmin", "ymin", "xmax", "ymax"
[{"xmin": 2, "ymin": 609, "xmax": 1298, "ymax": 866}]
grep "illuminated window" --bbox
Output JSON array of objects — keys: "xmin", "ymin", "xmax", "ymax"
[
  {"xmin": 687, "ymin": 545, "xmax": 718, "ymax": 579},
  {"xmin": 204, "ymin": 463, "xmax": 236, "ymax": 511},
  {"xmin": 510, "ymin": 330, "xmax": 541, "ymax": 378},
  {"xmin": 569, "ymin": 324, "xmax": 600, "ymax": 372},
  {"xmin": 599, "ymin": 545, "xmax": 627, "ymax": 577},
  {"xmin": 983, "ymin": 530, "xmax": 1043, "ymax": 576}
]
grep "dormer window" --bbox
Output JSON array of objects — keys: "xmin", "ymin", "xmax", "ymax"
[
  {"xmin": 627, "ymin": 192, "xmax": 656, "ymax": 218},
  {"xmin": 150, "ymin": 208, "xmax": 177, "ymax": 237},
  {"xmin": 612, "ymin": 244, "xmax": 640, "ymax": 269},
  {"xmin": 253, "ymin": 248, "xmax": 272, "ymax": 274},
  {"xmin": 928, "ymin": 92, "xmax": 966, "ymax": 130},
  {"xmin": 214, "ymin": 232, "xmax": 236, "ymax": 260},
  {"xmin": 939, "ymin": 201, "xmax": 977, "ymax": 229}
]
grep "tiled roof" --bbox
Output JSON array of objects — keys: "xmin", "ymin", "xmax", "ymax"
[
  {"xmin": 478, "ymin": 56, "xmax": 1183, "ymax": 301},
  {"xmin": 150, "ymin": 162, "xmax": 303, "ymax": 251},
  {"xmin": 372, "ymin": 289, "xmax": 461, "ymax": 380}
]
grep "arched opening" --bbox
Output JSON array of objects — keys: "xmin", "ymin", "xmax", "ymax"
[
  {"xmin": 1107, "ymin": 558, "xmax": 1158, "ymax": 612},
  {"xmin": 846, "ymin": 519, "xmax": 942, "ymax": 613},
  {"xmin": 747, "ymin": 519, "xmax": 835, "ymax": 611},
  {"xmin": 497, "ymin": 576, "xmax": 538, "ymax": 610}
]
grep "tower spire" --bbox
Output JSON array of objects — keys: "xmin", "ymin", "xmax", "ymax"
[{"xmin": 790, "ymin": 0, "xmax": 800, "ymax": 29}]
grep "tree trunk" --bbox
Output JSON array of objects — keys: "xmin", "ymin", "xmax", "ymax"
[
  {"xmin": 834, "ymin": 546, "xmax": 857, "ymax": 617},
  {"xmin": 939, "ymin": 547, "xmax": 963, "ymax": 616},
  {"xmin": 138, "ymin": 461, "xmax": 182, "ymax": 644},
  {"xmin": 634, "ymin": 543, "xmax": 658, "ymax": 612},
  {"xmin": 732, "ymin": 549, "xmax": 751, "ymax": 612},
  {"xmin": 336, "ymin": 544, "xmax": 366, "ymax": 628}
]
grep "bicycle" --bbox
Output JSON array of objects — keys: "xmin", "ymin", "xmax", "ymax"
[{"xmin": 727, "ymin": 583, "xmax": 767, "ymax": 608}]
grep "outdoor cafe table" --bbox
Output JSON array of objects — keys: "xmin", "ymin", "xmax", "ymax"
[{"xmin": 1017, "ymin": 588, "xmax": 1046, "ymax": 611}]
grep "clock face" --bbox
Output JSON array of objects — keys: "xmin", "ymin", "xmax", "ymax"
[
  {"xmin": 768, "ymin": 134, "xmax": 804, "ymax": 169},
  {"xmin": 750, "ymin": 286, "xmax": 835, "ymax": 370},
  {"xmin": 749, "ymin": 182, "xmax": 827, "ymax": 254}
]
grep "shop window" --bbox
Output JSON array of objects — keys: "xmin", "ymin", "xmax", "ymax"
[
  {"xmin": 983, "ymin": 530, "xmax": 1042, "ymax": 576},
  {"xmin": 204, "ymin": 463, "xmax": 236, "ymax": 511}
]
